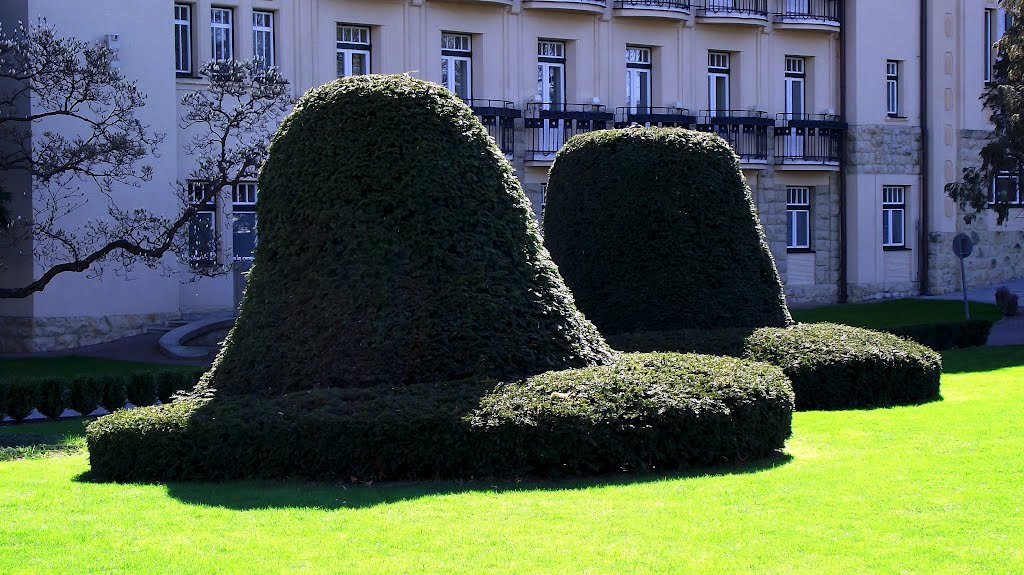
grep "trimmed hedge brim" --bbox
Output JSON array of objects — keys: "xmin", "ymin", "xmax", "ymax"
[{"xmin": 86, "ymin": 353, "xmax": 794, "ymax": 482}]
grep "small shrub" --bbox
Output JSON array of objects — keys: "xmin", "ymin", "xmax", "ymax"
[
  {"xmin": 884, "ymin": 320, "xmax": 992, "ymax": 350},
  {"xmin": 69, "ymin": 376, "xmax": 105, "ymax": 416},
  {"xmin": 744, "ymin": 323, "xmax": 942, "ymax": 410},
  {"xmin": 0, "ymin": 381, "xmax": 8, "ymax": 419},
  {"xmin": 37, "ymin": 377, "xmax": 68, "ymax": 419},
  {"xmin": 996, "ymin": 287, "xmax": 1019, "ymax": 316},
  {"xmin": 125, "ymin": 373, "xmax": 157, "ymax": 407},
  {"xmin": 87, "ymin": 353, "xmax": 794, "ymax": 482},
  {"xmin": 3, "ymin": 379, "xmax": 39, "ymax": 420},
  {"xmin": 100, "ymin": 375, "xmax": 128, "ymax": 412},
  {"xmin": 156, "ymin": 371, "xmax": 193, "ymax": 404}
]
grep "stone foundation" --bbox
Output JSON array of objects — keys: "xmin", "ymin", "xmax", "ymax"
[
  {"xmin": 847, "ymin": 281, "xmax": 920, "ymax": 303},
  {"xmin": 0, "ymin": 312, "xmax": 181, "ymax": 353},
  {"xmin": 928, "ymin": 229, "xmax": 1024, "ymax": 296}
]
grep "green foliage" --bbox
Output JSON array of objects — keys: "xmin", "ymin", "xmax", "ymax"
[
  {"xmin": 884, "ymin": 320, "xmax": 992, "ymax": 351},
  {"xmin": 125, "ymin": 373, "xmax": 157, "ymax": 407},
  {"xmin": 86, "ymin": 353, "xmax": 793, "ymax": 482},
  {"xmin": 68, "ymin": 376, "xmax": 104, "ymax": 416},
  {"xmin": 607, "ymin": 328, "xmax": 753, "ymax": 357},
  {"xmin": 156, "ymin": 371, "xmax": 194, "ymax": 404},
  {"xmin": 2, "ymin": 379, "xmax": 39, "ymax": 420},
  {"xmin": 100, "ymin": 375, "xmax": 128, "ymax": 412},
  {"xmin": 744, "ymin": 323, "xmax": 942, "ymax": 410},
  {"xmin": 543, "ymin": 128, "xmax": 791, "ymax": 334},
  {"xmin": 36, "ymin": 377, "xmax": 67, "ymax": 419},
  {"xmin": 205, "ymin": 74, "xmax": 612, "ymax": 397}
]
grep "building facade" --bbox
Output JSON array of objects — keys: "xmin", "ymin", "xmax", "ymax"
[{"xmin": 1, "ymin": 0, "xmax": 1022, "ymax": 352}]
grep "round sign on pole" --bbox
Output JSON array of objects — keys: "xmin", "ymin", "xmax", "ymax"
[{"xmin": 952, "ymin": 233, "xmax": 974, "ymax": 259}]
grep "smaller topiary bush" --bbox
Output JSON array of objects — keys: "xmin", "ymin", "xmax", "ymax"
[
  {"xmin": 37, "ymin": 377, "xmax": 67, "ymax": 419},
  {"xmin": 125, "ymin": 373, "xmax": 158, "ymax": 408},
  {"xmin": 87, "ymin": 353, "xmax": 794, "ymax": 482},
  {"xmin": 69, "ymin": 376, "xmax": 105, "ymax": 416},
  {"xmin": 744, "ymin": 323, "xmax": 941, "ymax": 410},
  {"xmin": 2, "ymin": 379, "xmax": 39, "ymax": 420},
  {"xmin": 100, "ymin": 375, "xmax": 128, "ymax": 412}
]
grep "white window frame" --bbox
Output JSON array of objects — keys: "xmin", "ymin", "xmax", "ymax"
[
  {"xmin": 174, "ymin": 4, "xmax": 192, "ymax": 75},
  {"xmin": 252, "ymin": 11, "xmax": 275, "ymax": 67},
  {"xmin": 786, "ymin": 187, "xmax": 811, "ymax": 250},
  {"xmin": 886, "ymin": 60, "xmax": 900, "ymax": 117},
  {"xmin": 537, "ymin": 40, "xmax": 566, "ymax": 107},
  {"xmin": 882, "ymin": 186, "xmax": 906, "ymax": 248},
  {"xmin": 990, "ymin": 166, "xmax": 1023, "ymax": 205},
  {"xmin": 211, "ymin": 7, "xmax": 233, "ymax": 61},
  {"xmin": 708, "ymin": 51, "xmax": 730, "ymax": 115},
  {"xmin": 337, "ymin": 25, "xmax": 371, "ymax": 77},
  {"xmin": 626, "ymin": 46, "xmax": 653, "ymax": 114},
  {"xmin": 441, "ymin": 33, "xmax": 473, "ymax": 100},
  {"xmin": 231, "ymin": 183, "xmax": 258, "ymax": 261}
]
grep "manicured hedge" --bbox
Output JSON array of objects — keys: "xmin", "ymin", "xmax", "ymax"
[
  {"xmin": 744, "ymin": 323, "xmax": 942, "ymax": 411},
  {"xmin": 0, "ymin": 368, "xmax": 205, "ymax": 421},
  {"xmin": 86, "ymin": 353, "xmax": 794, "ymax": 482},
  {"xmin": 543, "ymin": 128, "xmax": 791, "ymax": 335},
  {"xmin": 206, "ymin": 74, "xmax": 612, "ymax": 397},
  {"xmin": 884, "ymin": 320, "xmax": 992, "ymax": 351}
]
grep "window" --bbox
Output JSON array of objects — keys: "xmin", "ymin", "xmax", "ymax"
[
  {"xmin": 211, "ymin": 7, "xmax": 233, "ymax": 61},
  {"xmin": 188, "ymin": 181, "xmax": 217, "ymax": 264},
  {"xmin": 787, "ymin": 187, "xmax": 811, "ymax": 250},
  {"xmin": 537, "ymin": 40, "xmax": 566, "ymax": 106},
  {"xmin": 174, "ymin": 4, "xmax": 192, "ymax": 75},
  {"xmin": 990, "ymin": 165, "xmax": 1023, "ymax": 205},
  {"xmin": 626, "ymin": 46, "xmax": 652, "ymax": 114},
  {"xmin": 252, "ymin": 11, "xmax": 275, "ymax": 67},
  {"xmin": 986, "ymin": 8, "xmax": 1011, "ymax": 83},
  {"xmin": 886, "ymin": 60, "xmax": 900, "ymax": 117},
  {"xmin": 708, "ymin": 51, "xmax": 730, "ymax": 114},
  {"xmin": 882, "ymin": 186, "xmax": 906, "ymax": 248},
  {"xmin": 441, "ymin": 33, "xmax": 472, "ymax": 100},
  {"xmin": 337, "ymin": 25, "xmax": 371, "ymax": 77},
  {"xmin": 232, "ymin": 183, "xmax": 258, "ymax": 260}
]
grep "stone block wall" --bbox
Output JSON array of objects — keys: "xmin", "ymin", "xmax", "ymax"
[
  {"xmin": 846, "ymin": 124, "xmax": 923, "ymax": 175},
  {"xmin": 0, "ymin": 312, "xmax": 180, "ymax": 353}
]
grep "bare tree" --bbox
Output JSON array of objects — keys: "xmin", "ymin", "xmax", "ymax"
[{"xmin": 0, "ymin": 21, "xmax": 291, "ymax": 298}]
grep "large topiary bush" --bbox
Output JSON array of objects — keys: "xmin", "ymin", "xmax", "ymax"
[
  {"xmin": 86, "ymin": 352, "xmax": 794, "ymax": 482},
  {"xmin": 207, "ymin": 74, "xmax": 612, "ymax": 396},
  {"xmin": 543, "ymin": 128, "xmax": 791, "ymax": 335}
]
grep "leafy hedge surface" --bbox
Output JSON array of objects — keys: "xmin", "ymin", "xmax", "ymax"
[
  {"xmin": 87, "ymin": 353, "xmax": 794, "ymax": 482},
  {"xmin": 543, "ymin": 128, "xmax": 791, "ymax": 335},
  {"xmin": 885, "ymin": 320, "xmax": 992, "ymax": 351},
  {"xmin": 744, "ymin": 324, "xmax": 942, "ymax": 410},
  {"xmin": 205, "ymin": 74, "xmax": 612, "ymax": 398}
]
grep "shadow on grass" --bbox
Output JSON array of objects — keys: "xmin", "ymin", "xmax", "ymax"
[
  {"xmin": 941, "ymin": 345, "xmax": 1024, "ymax": 374},
  {"xmin": 74, "ymin": 452, "xmax": 793, "ymax": 511}
]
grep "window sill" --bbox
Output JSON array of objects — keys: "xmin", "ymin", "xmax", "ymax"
[
  {"xmin": 886, "ymin": 114, "xmax": 909, "ymax": 122},
  {"xmin": 787, "ymin": 247, "xmax": 815, "ymax": 254},
  {"xmin": 883, "ymin": 245, "xmax": 911, "ymax": 252}
]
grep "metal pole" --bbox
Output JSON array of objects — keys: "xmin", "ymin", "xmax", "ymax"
[{"xmin": 961, "ymin": 257, "xmax": 971, "ymax": 320}]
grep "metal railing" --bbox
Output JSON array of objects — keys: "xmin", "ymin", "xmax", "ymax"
[
  {"xmin": 614, "ymin": 107, "xmax": 697, "ymax": 128},
  {"xmin": 525, "ymin": 103, "xmax": 614, "ymax": 160},
  {"xmin": 774, "ymin": 113, "xmax": 845, "ymax": 165},
  {"xmin": 468, "ymin": 99, "xmax": 521, "ymax": 157},
  {"xmin": 775, "ymin": 0, "xmax": 840, "ymax": 23},
  {"xmin": 697, "ymin": 0, "xmax": 769, "ymax": 18},
  {"xmin": 614, "ymin": 0, "xmax": 691, "ymax": 10},
  {"xmin": 695, "ymin": 110, "xmax": 773, "ymax": 161}
]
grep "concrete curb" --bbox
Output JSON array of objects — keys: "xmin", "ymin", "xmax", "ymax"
[{"xmin": 158, "ymin": 312, "xmax": 237, "ymax": 359}]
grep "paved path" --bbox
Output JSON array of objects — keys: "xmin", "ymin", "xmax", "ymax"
[
  {"xmin": 923, "ymin": 277, "xmax": 1024, "ymax": 346},
  {"xmin": 0, "ymin": 332, "xmax": 211, "ymax": 366}
]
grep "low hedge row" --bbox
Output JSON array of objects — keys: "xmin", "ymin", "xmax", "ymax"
[
  {"xmin": 0, "ymin": 368, "xmax": 206, "ymax": 421},
  {"xmin": 883, "ymin": 320, "xmax": 992, "ymax": 351},
  {"xmin": 608, "ymin": 323, "xmax": 942, "ymax": 411},
  {"xmin": 86, "ymin": 353, "xmax": 795, "ymax": 482}
]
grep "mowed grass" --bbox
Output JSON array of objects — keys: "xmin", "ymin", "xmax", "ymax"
[
  {"xmin": 791, "ymin": 298, "xmax": 1002, "ymax": 328},
  {"xmin": 0, "ymin": 356, "xmax": 196, "ymax": 381},
  {"xmin": 1, "ymin": 347, "xmax": 1022, "ymax": 574}
]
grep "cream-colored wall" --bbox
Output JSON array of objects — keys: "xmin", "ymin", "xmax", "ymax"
[{"xmin": 846, "ymin": 0, "xmax": 921, "ymax": 126}]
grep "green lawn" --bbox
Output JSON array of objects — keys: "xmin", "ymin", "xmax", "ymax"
[
  {"xmin": 791, "ymin": 298, "xmax": 1002, "ymax": 328},
  {"xmin": 1, "ymin": 346, "xmax": 1022, "ymax": 574},
  {"xmin": 0, "ymin": 356, "xmax": 195, "ymax": 381}
]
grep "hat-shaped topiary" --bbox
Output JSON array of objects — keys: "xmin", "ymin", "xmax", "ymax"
[
  {"xmin": 206, "ymin": 74, "xmax": 613, "ymax": 396},
  {"xmin": 543, "ymin": 128, "xmax": 792, "ymax": 334}
]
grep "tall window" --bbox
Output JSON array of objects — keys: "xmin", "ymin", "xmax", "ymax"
[
  {"xmin": 990, "ymin": 165, "xmax": 1023, "ymax": 204},
  {"xmin": 188, "ymin": 181, "xmax": 217, "ymax": 264},
  {"xmin": 787, "ymin": 187, "xmax": 811, "ymax": 250},
  {"xmin": 337, "ymin": 25, "xmax": 371, "ymax": 77},
  {"xmin": 441, "ymin": 33, "xmax": 472, "ymax": 100},
  {"xmin": 985, "ymin": 8, "xmax": 1011, "ymax": 83},
  {"xmin": 252, "ymin": 11, "xmax": 275, "ymax": 67},
  {"xmin": 232, "ymin": 183, "xmax": 258, "ymax": 260},
  {"xmin": 625, "ymin": 46, "xmax": 652, "ymax": 114},
  {"xmin": 211, "ymin": 7, "xmax": 233, "ymax": 61},
  {"xmin": 174, "ymin": 4, "xmax": 192, "ymax": 75},
  {"xmin": 882, "ymin": 186, "xmax": 906, "ymax": 248},
  {"xmin": 708, "ymin": 51, "xmax": 730, "ymax": 115},
  {"xmin": 886, "ymin": 60, "xmax": 900, "ymax": 117},
  {"xmin": 537, "ymin": 40, "xmax": 566, "ymax": 107}
]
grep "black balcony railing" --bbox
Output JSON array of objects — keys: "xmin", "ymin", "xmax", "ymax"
[
  {"xmin": 525, "ymin": 102, "xmax": 614, "ymax": 159},
  {"xmin": 614, "ymin": 0, "xmax": 691, "ymax": 10},
  {"xmin": 468, "ymin": 99, "xmax": 521, "ymax": 156},
  {"xmin": 774, "ymin": 113, "xmax": 846, "ymax": 165},
  {"xmin": 775, "ymin": 0, "xmax": 840, "ymax": 23},
  {"xmin": 696, "ymin": 110, "xmax": 772, "ymax": 161},
  {"xmin": 697, "ymin": 0, "xmax": 769, "ymax": 18},
  {"xmin": 614, "ymin": 107, "xmax": 697, "ymax": 128}
]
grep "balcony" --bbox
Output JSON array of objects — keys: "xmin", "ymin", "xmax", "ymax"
[
  {"xmin": 614, "ymin": 106, "xmax": 697, "ymax": 128},
  {"xmin": 774, "ymin": 113, "xmax": 845, "ymax": 167},
  {"xmin": 774, "ymin": 0, "xmax": 841, "ymax": 31},
  {"xmin": 521, "ymin": 0, "xmax": 608, "ymax": 13},
  {"xmin": 613, "ymin": 0, "xmax": 691, "ymax": 19},
  {"xmin": 696, "ymin": 0, "xmax": 769, "ymax": 24},
  {"xmin": 525, "ymin": 102, "xmax": 614, "ymax": 162},
  {"xmin": 695, "ymin": 110, "xmax": 773, "ymax": 163},
  {"xmin": 468, "ymin": 99, "xmax": 521, "ymax": 157}
]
